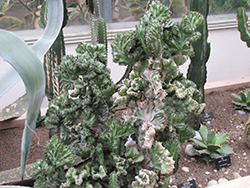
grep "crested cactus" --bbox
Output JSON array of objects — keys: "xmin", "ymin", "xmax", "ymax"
[
  {"xmin": 237, "ymin": 7, "xmax": 250, "ymax": 47},
  {"xmin": 187, "ymin": 0, "xmax": 211, "ymax": 104},
  {"xmin": 33, "ymin": 1, "xmax": 206, "ymax": 187}
]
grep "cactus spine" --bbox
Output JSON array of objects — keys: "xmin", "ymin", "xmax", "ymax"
[
  {"xmin": 187, "ymin": 0, "xmax": 210, "ymax": 104},
  {"xmin": 237, "ymin": 7, "xmax": 250, "ymax": 47}
]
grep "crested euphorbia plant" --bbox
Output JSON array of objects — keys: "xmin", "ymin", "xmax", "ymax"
[
  {"xmin": 32, "ymin": 1, "xmax": 205, "ymax": 187},
  {"xmin": 112, "ymin": 0, "xmax": 205, "ymax": 182}
]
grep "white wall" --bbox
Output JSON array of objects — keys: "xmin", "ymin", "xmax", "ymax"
[{"xmin": 1, "ymin": 26, "xmax": 250, "ymax": 109}]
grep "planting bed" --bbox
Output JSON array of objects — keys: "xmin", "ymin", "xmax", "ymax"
[{"xmin": 0, "ymin": 86, "xmax": 250, "ymax": 187}]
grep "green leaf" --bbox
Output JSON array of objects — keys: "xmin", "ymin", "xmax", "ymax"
[
  {"xmin": 199, "ymin": 124, "xmax": 208, "ymax": 145},
  {"xmin": 0, "ymin": 30, "xmax": 45, "ymax": 179},
  {"xmin": 207, "ymin": 130, "xmax": 218, "ymax": 145},
  {"xmin": 240, "ymin": 92, "xmax": 247, "ymax": 103},
  {"xmin": 210, "ymin": 152, "xmax": 223, "ymax": 159},
  {"xmin": 0, "ymin": 0, "xmax": 64, "ymax": 179},
  {"xmin": 192, "ymin": 138, "xmax": 207, "ymax": 149},
  {"xmin": 0, "ymin": 0, "xmax": 64, "ymax": 101},
  {"xmin": 216, "ymin": 145, "xmax": 233, "ymax": 155},
  {"xmin": 232, "ymin": 93, "xmax": 242, "ymax": 102},
  {"xmin": 216, "ymin": 133, "xmax": 230, "ymax": 145}
]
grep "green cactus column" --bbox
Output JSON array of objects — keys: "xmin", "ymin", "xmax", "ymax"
[
  {"xmin": 87, "ymin": 0, "xmax": 108, "ymax": 62},
  {"xmin": 187, "ymin": 0, "xmax": 210, "ymax": 104},
  {"xmin": 237, "ymin": 7, "xmax": 250, "ymax": 47},
  {"xmin": 42, "ymin": 0, "xmax": 68, "ymax": 101}
]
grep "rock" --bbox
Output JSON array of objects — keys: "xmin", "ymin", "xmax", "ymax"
[
  {"xmin": 233, "ymin": 172, "xmax": 242, "ymax": 179},
  {"xmin": 243, "ymin": 168, "xmax": 248, "ymax": 173},
  {"xmin": 205, "ymin": 171, "xmax": 210, "ymax": 175},
  {"xmin": 207, "ymin": 180, "xmax": 217, "ymax": 187},
  {"xmin": 218, "ymin": 178, "xmax": 228, "ymax": 184},
  {"xmin": 181, "ymin": 166, "xmax": 189, "ymax": 173},
  {"xmin": 193, "ymin": 131, "xmax": 202, "ymax": 141},
  {"xmin": 221, "ymin": 167, "xmax": 226, "ymax": 172},
  {"xmin": 184, "ymin": 144, "xmax": 196, "ymax": 157},
  {"xmin": 237, "ymin": 110, "xmax": 246, "ymax": 115}
]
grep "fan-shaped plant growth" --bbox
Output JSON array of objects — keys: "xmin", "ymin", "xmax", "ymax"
[{"xmin": 32, "ymin": 1, "xmax": 205, "ymax": 187}]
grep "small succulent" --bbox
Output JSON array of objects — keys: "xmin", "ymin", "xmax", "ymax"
[
  {"xmin": 232, "ymin": 89, "xmax": 250, "ymax": 111},
  {"xmin": 192, "ymin": 124, "xmax": 233, "ymax": 162}
]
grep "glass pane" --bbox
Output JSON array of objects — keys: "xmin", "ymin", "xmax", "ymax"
[
  {"xmin": 1, "ymin": 0, "xmax": 250, "ymax": 31},
  {"xmin": 209, "ymin": 0, "xmax": 250, "ymax": 15}
]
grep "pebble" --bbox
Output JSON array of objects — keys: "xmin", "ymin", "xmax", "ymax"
[
  {"xmin": 221, "ymin": 167, "xmax": 226, "ymax": 172},
  {"xmin": 218, "ymin": 178, "xmax": 228, "ymax": 184},
  {"xmin": 243, "ymin": 168, "xmax": 248, "ymax": 173},
  {"xmin": 205, "ymin": 171, "xmax": 210, "ymax": 175},
  {"xmin": 213, "ymin": 169, "xmax": 217, "ymax": 173},
  {"xmin": 193, "ymin": 131, "xmax": 202, "ymax": 141},
  {"xmin": 181, "ymin": 166, "xmax": 189, "ymax": 173},
  {"xmin": 190, "ymin": 157, "xmax": 196, "ymax": 161},
  {"xmin": 233, "ymin": 172, "xmax": 242, "ymax": 179},
  {"xmin": 237, "ymin": 110, "xmax": 246, "ymax": 115},
  {"xmin": 207, "ymin": 180, "xmax": 217, "ymax": 187},
  {"xmin": 184, "ymin": 144, "xmax": 196, "ymax": 157}
]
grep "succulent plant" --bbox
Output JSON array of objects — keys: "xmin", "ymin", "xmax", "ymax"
[
  {"xmin": 232, "ymin": 89, "xmax": 250, "ymax": 111},
  {"xmin": 32, "ymin": 1, "xmax": 206, "ymax": 187},
  {"xmin": 192, "ymin": 124, "xmax": 233, "ymax": 162}
]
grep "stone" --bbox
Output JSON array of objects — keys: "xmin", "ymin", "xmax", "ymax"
[
  {"xmin": 205, "ymin": 171, "xmax": 210, "ymax": 175},
  {"xmin": 221, "ymin": 167, "xmax": 226, "ymax": 172},
  {"xmin": 184, "ymin": 144, "xmax": 196, "ymax": 157},
  {"xmin": 243, "ymin": 168, "xmax": 248, "ymax": 173},
  {"xmin": 193, "ymin": 131, "xmax": 202, "ymax": 141},
  {"xmin": 207, "ymin": 180, "xmax": 218, "ymax": 187},
  {"xmin": 233, "ymin": 172, "xmax": 242, "ymax": 179},
  {"xmin": 237, "ymin": 110, "xmax": 246, "ymax": 115},
  {"xmin": 181, "ymin": 166, "xmax": 189, "ymax": 173},
  {"xmin": 218, "ymin": 178, "xmax": 228, "ymax": 184}
]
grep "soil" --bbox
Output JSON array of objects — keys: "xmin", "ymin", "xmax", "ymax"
[{"xmin": 0, "ymin": 86, "xmax": 250, "ymax": 187}]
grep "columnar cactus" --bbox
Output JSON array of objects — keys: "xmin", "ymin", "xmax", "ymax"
[
  {"xmin": 86, "ymin": 0, "xmax": 108, "ymax": 57},
  {"xmin": 237, "ymin": 7, "xmax": 250, "ymax": 47},
  {"xmin": 42, "ymin": 0, "xmax": 68, "ymax": 101},
  {"xmin": 187, "ymin": 0, "xmax": 210, "ymax": 104}
]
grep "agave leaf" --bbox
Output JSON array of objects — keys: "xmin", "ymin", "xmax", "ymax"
[
  {"xmin": 198, "ymin": 124, "xmax": 208, "ymax": 145},
  {"xmin": 232, "ymin": 93, "xmax": 242, "ymax": 102},
  {"xmin": 239, "ymin": 92, "xmax": 247, "ymax": 103},
  {"xmin": 216, "ymin": 145, "xmax": 233, "ymax": 155},
  {"xmin": 195, "ymin": 148, "xmax": 210, "ymax": 155},
  {"xmin": 216, "ymin": 133, "xmax": 230, "ymax": 145},
  {"xmin": 0, "ymin": 29, "xmax": 45, "ymax": 180},
  {"xmin": 206, "ymin": 144, "xmax": 221, "ymax": 152},
  {"xmin": 210, "ymin": 152, "xmax": 223, "ymax": 159},
  {"xmin": 0, "ymin": 0, "xmax": 64, "ymax": 100},
  {"xmin": 192, "ymin": 138, "xmax": 207, "ymax": 149},
  {"xmin": 207, "ymin": 130, "xmax": 217, "ymax": 145}
]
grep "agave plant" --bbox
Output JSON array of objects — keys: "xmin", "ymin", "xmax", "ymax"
[
  {"xmin": 232, "ymin": 89, "xmax": 250, "ymax": 111},
  {"xmin": 0, "ymin": 0, "xmax": 64, "ymax": 179},
  {"xmin": 192, "ymin": 124, "xmax": 233, "ymax": 162}
]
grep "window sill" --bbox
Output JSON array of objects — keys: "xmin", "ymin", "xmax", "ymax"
[{"xmin": 11, "ymin": 13, "xmax": 250, "ymax": 45}]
